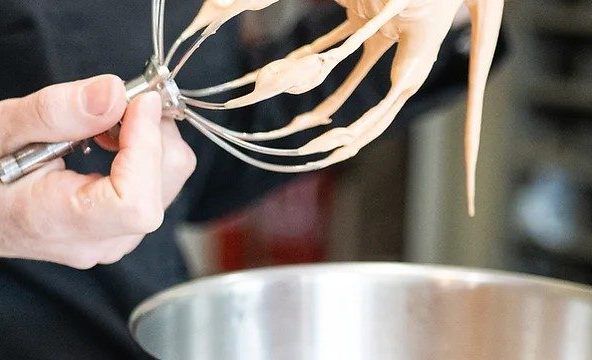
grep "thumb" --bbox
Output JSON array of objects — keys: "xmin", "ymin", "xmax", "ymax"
[{"xmin": 0, "ymin": 74, "xmax": 127, "ymax": 154}]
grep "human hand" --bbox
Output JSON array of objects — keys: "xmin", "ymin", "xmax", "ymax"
[{"xmin": 0, "ymin": 75, "xmax": 196, "ymax": 269}]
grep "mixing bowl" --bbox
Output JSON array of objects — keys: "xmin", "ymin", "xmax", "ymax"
[{"xmin": 130, "ymin": 263, "xmax": 592, "ymax": 359}]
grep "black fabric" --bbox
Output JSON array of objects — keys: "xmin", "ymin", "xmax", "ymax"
[{"xmin": 0, "ymin": 1, "xmax": 503, "ymax": 358}]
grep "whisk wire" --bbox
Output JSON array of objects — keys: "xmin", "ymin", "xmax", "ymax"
[
  {"xmin": 170, "ymin": 32, "xmax": 207, "ymax": 79},
  {"xmin": 158, "ymin": 0, "xmax": 166, "ymax": 64},
  {"xmin": 184, "ymin": 109, "xmax": 304, "ymax": 157},
  {"xmin": 180, "ymin": 71, "xmax": 258, "ymax": 98},
  {"xmin": 170, "ymin": 18, "xmax": 225, "ymax": 80},
  {"xmin": 183, "ymin": 109, "xmax": 323, "ymax": 173},
  {"xmin": 180, "ymin": 95, "xmax": 226, "ymax": 110},
  {"xmin": 152, "ymin": 0, "xmax": 160, "ymax": 62},
  {"xmin": 164, "ymin": 38, "xmax": 182, "ymax": 67}
]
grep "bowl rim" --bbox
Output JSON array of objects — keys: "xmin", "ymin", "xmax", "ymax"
[{"xmin": 129, "ymin": 262, "xmax": 592, "ymax": 337}]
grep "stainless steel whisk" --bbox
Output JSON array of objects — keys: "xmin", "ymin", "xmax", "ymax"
[
  {"xmin": 0, "ymin": 0, "xmax": 330, "ymax": 184},
  {"xmin": 1, "ymin": 0, "xmax": 503, "ymax": 219}
]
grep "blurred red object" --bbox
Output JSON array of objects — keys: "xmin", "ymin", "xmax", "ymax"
[{"xmin": 213, "ymin": 172, "xmax": 333, "ymax": 272}]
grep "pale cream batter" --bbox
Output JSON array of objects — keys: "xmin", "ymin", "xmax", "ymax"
[{"xmin": 174, "ymin": 0, "xmax": 504, "ymax": 216}]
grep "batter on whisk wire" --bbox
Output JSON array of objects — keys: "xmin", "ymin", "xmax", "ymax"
[{"xmin": 1, "ymin": 0, "xmax": 503, "ymax": 216}]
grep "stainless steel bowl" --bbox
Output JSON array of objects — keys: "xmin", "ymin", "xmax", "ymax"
[{"xmin": 130, "ymin": 263, "xmax": 592, "ymax": 360}]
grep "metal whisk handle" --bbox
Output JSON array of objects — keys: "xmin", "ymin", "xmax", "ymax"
[{"xmin": 0, "ymin": 141, "xmax": 85, "ymax": 184}]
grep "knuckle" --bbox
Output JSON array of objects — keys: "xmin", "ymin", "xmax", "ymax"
[
  {"xmin": 99, "ymin": 237, "xmax": 142, "ymax": 264},
  {"xmin": 123, "ymin": 238, "xmax": 142, "ymax": 255},
  {"xmin": 120, "ymin": 200, "xmax": 164, "ymax": 234},
  {"xmin": 186, "ymin": 147, "xmax": 198, "ymax": 172},
  {"xmin": 32, "ymin": 89, "xmax": 59, "ymax": 130},
  {"xmin": 66, "ymin": 252, "xmax": 100, "ymax": 270},
  {"xmin": 99, "ymin": 250, "xmax": 126, "ymax": 265},
  {"xmin": 167, "ymin": 141, "xmax": 197, "ymax": 176},
  {"xmin": 135, "ymin": 210, "xmax": 164, "ymax": 233},
  {"xmin": 142, "ymin": 206, "xmax": 165, "ymax": 233}
]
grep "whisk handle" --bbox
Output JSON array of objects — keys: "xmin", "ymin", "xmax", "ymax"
[{"xmin": 0, "ymin": 141, "xmax": 87, "ymax": 184}]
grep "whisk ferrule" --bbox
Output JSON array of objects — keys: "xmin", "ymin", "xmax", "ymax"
[{"xmin": 126, "ymin": 56, "xmax": 186, "ymax": 120}]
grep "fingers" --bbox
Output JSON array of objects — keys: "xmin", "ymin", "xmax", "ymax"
[
  {"xmin": 1, "ymin": 86, "xmax": 197, "ymax": 269},
  {"xmin": 160, "ymin": 120, "xmax": 197, "ymax": 208},
  {"xmin": 81, "ymin": 91, "xmax": 165, "ymax": 235},
  {"xmin": 95, "ymin": 116, "xmax": 197, "ymax": 208},
  {"xmin": 0, "ymin": 75, "xmax": 127, "ymax": 154},
  {"xmin": 3, "ymin": 92, "xmax": 163, "ymax": 268},
  {"xmin": 74, "ymin": 119, "xmax": 196, "ymax": 267},
  {"xmin": 67, "ymin": 119, "xmax": 197, "ymax": 268},
  {"xmin": 96, "ymin": 235, "xmax": 143, "ymax": 266},
  {"xmin": 20, "ymin": 92, "xmax": 164, "ymax": 240},
  {"xmin": 21, "ymin": 235, "xmax": 141, "ymax": 270},
  {"xmin": 94, "ymin": 129, "xmax": 120, "ymax": 152}
]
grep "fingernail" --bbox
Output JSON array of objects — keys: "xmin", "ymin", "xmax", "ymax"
[{"xmin": 82, "ymin": 76, "xmax": 116, "ymax": 116}]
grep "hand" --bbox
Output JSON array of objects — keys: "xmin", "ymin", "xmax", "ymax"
[{"xmin": 0, "ymin": 75, "xmax": 197, "ymax": 269}]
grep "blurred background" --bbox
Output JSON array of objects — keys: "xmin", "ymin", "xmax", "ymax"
[{"xmin": 176, "ymin": 0, "xmax": 592, "ymax": 285}]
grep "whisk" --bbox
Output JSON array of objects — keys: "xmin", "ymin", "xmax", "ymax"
[{"xmin": 0, "ymin": 0, "xmax": 504, "ymax": 215}]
